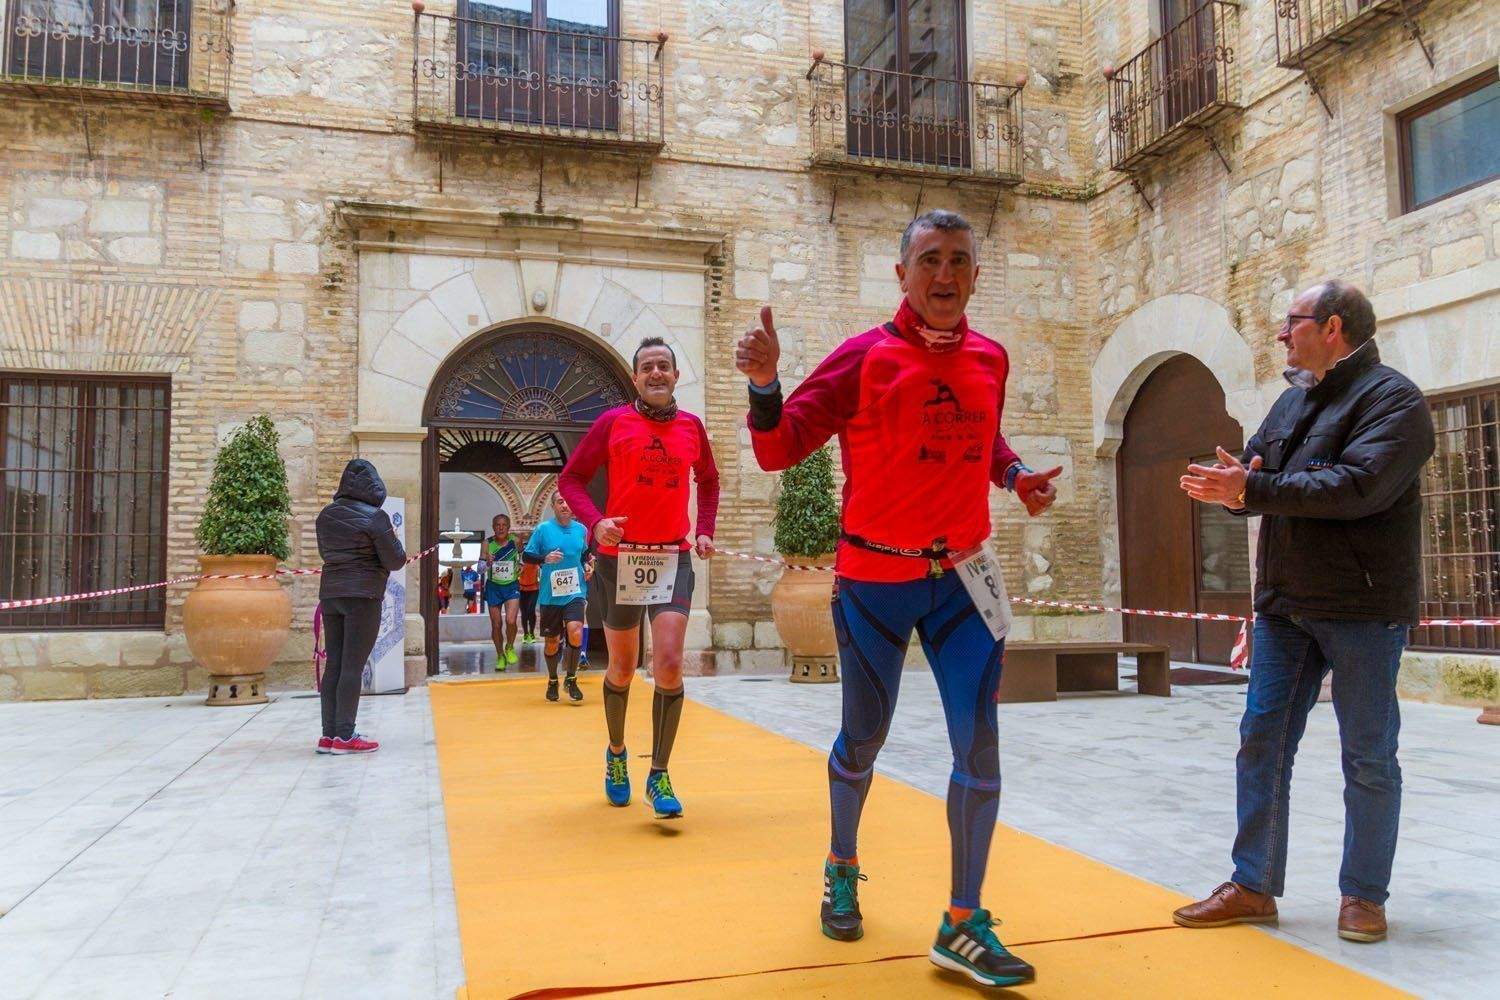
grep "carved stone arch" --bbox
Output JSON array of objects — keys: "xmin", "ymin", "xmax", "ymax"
[{"xmin": 1091, "ymin": 293, "xmax": 1260, "ymax": 458}]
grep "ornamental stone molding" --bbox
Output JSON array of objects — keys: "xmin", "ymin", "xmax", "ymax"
[{"xmin": 1091, "ymin": 293, "xmax": 1259, "ymax": 457}]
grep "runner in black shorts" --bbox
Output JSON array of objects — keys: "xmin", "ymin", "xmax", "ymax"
[{"xmin": 558, "ymin": 337, "xmax": 720, "ymax": 820}]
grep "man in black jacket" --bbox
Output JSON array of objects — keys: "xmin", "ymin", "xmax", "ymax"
[
  {"xmin": 315, "ymin": 459, "xmax": 407, "ymax": 755},
  {"xmin": 1172, "ymin": 280, "xmax": 1434, "ymax": 944}
]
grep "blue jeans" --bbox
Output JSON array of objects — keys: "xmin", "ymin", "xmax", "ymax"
[{"xmin": 1231, "ymin": 613, "xmax": 1406, "ymax": 904}]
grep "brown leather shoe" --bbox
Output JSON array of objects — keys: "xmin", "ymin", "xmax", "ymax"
[
  {"xmin": 1338, "ymin": 896, "xmax": 1387, "ymax": 942},
  {"xmin": 1172, "ymin": 881, "xmax": 1278, "ymax": 928}
]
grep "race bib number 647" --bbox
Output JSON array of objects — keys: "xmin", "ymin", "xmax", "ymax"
[
  {"xmin": 954, "ymin": 545, "xmax": 1013, "ymax": 641},
  {"xmin": 550, "ymin": 566, "xmax": 581, "ymax": 598}
]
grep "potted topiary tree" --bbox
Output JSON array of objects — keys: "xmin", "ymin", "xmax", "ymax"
[
  {"xmin": 771, "ymin": 446, "xmax": 841, "ymax": 683},
  {"xmin": 183, "ymin": 415, "xmax": 293, "ymax": 705}
]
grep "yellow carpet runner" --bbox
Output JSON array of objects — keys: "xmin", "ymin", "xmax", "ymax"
[{"xmin": 430, "ymin": 676, "xmax": 1409, "ymax": 999}]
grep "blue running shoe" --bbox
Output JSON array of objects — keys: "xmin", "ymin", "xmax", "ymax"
[
  {"xmin": 930, "ymin": 909, "xmax": 1035, "ymax": 987},
  {"xmin": 605, "ymin": 747, "xmax": 630, "ymax": 806},
  {"xmin": 644, "ymin": 770, "xmax": 682, "ymax": 819}
]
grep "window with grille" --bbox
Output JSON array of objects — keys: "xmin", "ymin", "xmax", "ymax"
[
  {"xmin": 1, "ymin": 374, "xmax": 170, "ymax": 631},
  {"xmin": 1415, "ymin": 385, "xmax": 1500, "ymax": 653}
]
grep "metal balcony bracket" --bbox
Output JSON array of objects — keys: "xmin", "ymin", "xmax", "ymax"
[
  {"xmin": 1301, "ymin": 60, "xmax": 1334, "ymax": 118},
  {"xmin": 634, "ymin": 163, "xmax": 643, "ymax": 208},
  {"xmin": 985, "ymin": 189, "xmax": 1002, "ymax": 239},
  {"xmin": 77, "ymin": 96, "xmax": 94, "ymax": 161},
  {"xmin": 1396, "ymin": 0, "xmax": 1435, "ymax": 68},
  {"xmin": 1198, "ymin": 127, "xmax": 1232, "ymax": 174},
  {"xmin": 535, "ymin": 147, "xmax": 546, "ymax": 214},
  {"xmin": 827, "ymin": 181, "xmax": 841, "ymax": 224},
  {"xmin": 912, "ymin": 181, "xmax": 925, "ymax": 220},
  {"xmin": 197, "ymin": 123, "xmax": 206, "ymax": 170},
  {"xmin": 1129, "ymin": 174, "xmax": 1155, "ymax": 212}
]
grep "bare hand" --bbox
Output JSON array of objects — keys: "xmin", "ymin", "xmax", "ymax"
[
  {"xmin": 695, "ymin": 534, "xmax": 714, "ymax": 559},
  {"xmin": 1180, "ymin": 446, "xmax": 1263, "ymax": 508},
  {"xmin": 735, "ymin": 306, "xmax": 781, "ymax": 388},
  {"xmin": 1016, "ymin": 466, "xmax": 1063, "ymax": 517},
  {"xmin": 595, "ymin": 516, "xmax": 628, "ymax": 547},
  {"xmin": 544, "ymin": 549, "xmax": 563, "ymax": 564}
]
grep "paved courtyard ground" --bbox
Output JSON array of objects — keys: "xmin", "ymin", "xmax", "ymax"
[{"xmin": 0, "ymin": 666, "xmax": 1494, "ymax": 998}]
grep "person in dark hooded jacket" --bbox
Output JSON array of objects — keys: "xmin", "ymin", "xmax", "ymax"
[{"xmin": 314, "ymin": 459, "xmax": 407, "ymax": 754}]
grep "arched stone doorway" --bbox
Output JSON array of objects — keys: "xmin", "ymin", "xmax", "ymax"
[
  {"xmin": 1117, "ymin": 355, "xmax": 1251, "ymax": 664},
  {"xmin": 420, "ymin": 323, "xmax": 633, "ymax": 674},
  {"xmin": 1092, "ymin": 293, "xmax": 1260, "ymax": 666}
]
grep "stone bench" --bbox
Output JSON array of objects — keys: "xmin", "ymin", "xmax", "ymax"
[{"xmin": 997, "ymin": 641, "xmax": 1172, "ymax": 703}]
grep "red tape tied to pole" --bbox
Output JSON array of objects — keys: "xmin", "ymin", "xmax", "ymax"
[{"xmin": 0, "ymin": 544, "xmax": 440, "ymax": 612}]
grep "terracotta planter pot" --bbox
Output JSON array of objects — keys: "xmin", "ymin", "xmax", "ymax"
[
  {"xmin": 183, "ymin": 554, "xmax": 292, "ymax": 706},
  {"xmin": 770, "ymin": 554, "xmax": 839, "ymax": 684}
]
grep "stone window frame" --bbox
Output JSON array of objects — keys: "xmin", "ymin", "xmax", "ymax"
[
  {"xmin": 1391, "ymin": 64, "xmax": 1500, "ymax": 216},
  {"xmin": 0, "ymin": 371, "xmax": 172, "ymax": 633}
]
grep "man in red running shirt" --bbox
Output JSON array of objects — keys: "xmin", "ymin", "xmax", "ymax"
[
  {"xmin": 559, "ymin": 337, "xmax": 719, "ymax": 821},
  {"xmin": 737, "ymin": 210, "xmax": 1059, "ymax": 988}
]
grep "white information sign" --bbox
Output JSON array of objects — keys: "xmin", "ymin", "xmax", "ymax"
[
  {"xmin": 954, "ymin": 544, "xmax": 1013, "ymax": 642},
  {"xmin": 615, "ymin": 548, "xmax": 679, "ymax": 606},
  {"xmin": 362, "ymin": 496, "xmax": 407, "ymax": 694}
]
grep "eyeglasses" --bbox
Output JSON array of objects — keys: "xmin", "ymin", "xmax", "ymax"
[{"xmin": 1281, "ymin": 313, "xmax": 1319, "ymax": 330}]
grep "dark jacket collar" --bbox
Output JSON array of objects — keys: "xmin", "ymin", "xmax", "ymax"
[{"xmin": 1284, "ymin": 340, "xmax": 1380, "ymax": 397}]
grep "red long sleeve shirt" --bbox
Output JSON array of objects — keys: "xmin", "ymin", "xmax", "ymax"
[
  {"xmin": 748, "ymin": 300, "xmax": 1023, "ymax": 582},
  {"xmin": 559, "ymin": 404, "xmax": 720, "ymax": 557}
]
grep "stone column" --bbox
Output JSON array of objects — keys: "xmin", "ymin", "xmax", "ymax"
[{"xmin": 353, "ymin": 425, "xmax": 429, "ymax": 686}]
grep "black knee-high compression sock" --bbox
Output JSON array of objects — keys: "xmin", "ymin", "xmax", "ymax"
[
  {"xmin": 650, "ymin": 684, "xmax": 685, "ymax": 773},
  {"xmin": 545, "ymin": 646, "xmax": 560, "ymax": 680},
  {"xmin": 603, "ymin": 679, "xmax": 630, "ymax": 749},
  {"xmin": 564, "ymin": 639, "xmax": 580, "ymax": 679}
]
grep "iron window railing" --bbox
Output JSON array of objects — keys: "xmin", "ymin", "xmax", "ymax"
[
  {"xmin": 1274, "ymin": 0, "xmax": 1431, "ymax": 72},
  {"xmin": 0, "ymin": 0, "xmax": 233, "ymax": 107},
  {"xmin": 807, "ymin": 54, "xmax": 1024, "ymax": 184},
  {"xmin": 410, "ymin": 2, "xmax": 666, "ymax": 152},
  {"xmin": 1415, "ymin": 385, "xmax": 1500, "ymax": 654},
  {"xmin": 1, "ymin": 373, "xmax": 171, "ymax": 632},
  {"xmin": 1106, "ymin": 0, "xmax": 1241, "ymax": 173}
]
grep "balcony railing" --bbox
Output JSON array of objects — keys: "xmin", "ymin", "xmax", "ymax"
[
  {"xmin": 0, "ymin": 0, "xmax": 233, "ymax": 108},
  {"xmin": 410, "ymin": 3, "xmax": 665, "ymax": 153},
  {"xmin": 1276, "ymin": 0, "xmax": 1431, "ymax": 69},
  {"xmin": 1106, "ymin": 1, "xmax": 1241, "ymax": 173},
  {"xmin": 807, "ymin": 55, "xmax": 1024, "ymax": 185}
]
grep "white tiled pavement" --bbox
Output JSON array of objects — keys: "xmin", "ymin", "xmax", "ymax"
[
  {"xmin": 1, "ymin": 669, "xmax": 1495, "ymax": 998},
  {"xmin": 0, "ymin": 690, "xmax": 462, "ymax": 1000},
  {"xmin": 691, "ymin": 667, "xmax": 1500, "ymax": 1000}
]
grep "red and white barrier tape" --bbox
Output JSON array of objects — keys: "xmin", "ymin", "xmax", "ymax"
[
  {"xmin": 0, "ymin": 545, "xmax": 441, "ymax": 612},
  {"xmin": 710, "ymin": 547, "xmax": 1500, "ymax": 628}
]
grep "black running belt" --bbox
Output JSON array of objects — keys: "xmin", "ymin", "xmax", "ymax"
[{"xmin": 840, "ymin": 532, "xmax": 951, "ymax": 577}]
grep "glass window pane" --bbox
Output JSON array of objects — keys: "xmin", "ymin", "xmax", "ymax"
[
  {"xmin": 846, "ymin": 0, "xmax": 899, "ymax": 70},
  {"xmin": 1196, "ymin": 489, "xmax": 1251, "ymax": 594},
  {"xmin": 1407, "ymin": 76, "xmax": 1500, "ymax": 208},
  {"xmin": 544, "ymin": 0, "xmax": 608, "ymax": 33}
]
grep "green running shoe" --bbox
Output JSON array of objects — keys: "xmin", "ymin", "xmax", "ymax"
[
  {"xmin": 930, "ymin": 908, "xmax": 1034, "ymax": 987},
  {"xmin": 820, "ymin": 861, "xmax": 867, "ymax": 941}
]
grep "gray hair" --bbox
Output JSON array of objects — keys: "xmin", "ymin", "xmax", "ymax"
[
  {"xmin": 1310, "ymin": 280, "xmax": 1376, "ymax": 348},
  {"xmin": 900, "ymin": 209, "xmax": 976, "ymax": 262}
]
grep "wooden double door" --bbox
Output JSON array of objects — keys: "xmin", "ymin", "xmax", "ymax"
[{"xmin": 1117, "ymin": 355, "xmax": 1251, "ymax": 665}]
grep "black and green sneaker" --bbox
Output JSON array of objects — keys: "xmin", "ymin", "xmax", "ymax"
[
  {"xmin": 930, "ymin": 909, "xmax": 1034, "ymax": 987},
  {"xmin": 820, "ymin": 861, "xmax": 867, "ymax": 941}
]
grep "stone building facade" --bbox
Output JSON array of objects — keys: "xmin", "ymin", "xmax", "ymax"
[{"xmin": 0, "ymin": 0, "xmax": 1495, "ymax": 704}]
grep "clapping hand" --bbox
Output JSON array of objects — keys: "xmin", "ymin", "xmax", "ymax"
[{"xmin": 1181, "ymin": 446, "xmax": 1263, "ymax": 509}]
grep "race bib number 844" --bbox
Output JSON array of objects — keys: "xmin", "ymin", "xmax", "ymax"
[{"xmin": 954, "ymin": 545, "xmax": 1013, "ymax": 642}]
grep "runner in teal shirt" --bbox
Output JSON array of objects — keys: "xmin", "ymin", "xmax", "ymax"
[{"xmin": 522, "ymin": 496, "xmax": 592, "ymax": 702}]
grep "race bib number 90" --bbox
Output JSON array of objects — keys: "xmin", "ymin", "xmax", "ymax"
[
  {"xmin": 954, "ymin": 545, "xmax": 1013, "ymax": 642},
  {"xmin": 615, "ymin": 548, "xmax": 679, "ymax": 606},
  {"xmin": 549, "ymin": 566, "xmax": 582, "ymax": 598}
]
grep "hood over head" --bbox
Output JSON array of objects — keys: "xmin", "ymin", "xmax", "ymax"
[{"xmin": 336, "ymin": 458, "xmax": 387, "ymax": 507}]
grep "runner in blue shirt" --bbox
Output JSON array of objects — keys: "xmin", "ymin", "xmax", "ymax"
[{"xmin": 522, "ymin": 495, "xmax": 592, "ymax": 703}]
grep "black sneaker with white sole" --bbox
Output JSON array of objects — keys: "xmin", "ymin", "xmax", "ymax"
[
  {"xmin": 545, "ymin": 680, "xmax": 559, "ymax": 702},
  {"xmin": 564, "ymin": 677, "xmax": 583, "ymax": 702},
  {"xmin": 930, "ymin": 908, "xmax": 1034, "ymax": 987},
  {"xmin": 820, "ymin": 860, "xmax": 866, "ymax": 941}
]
